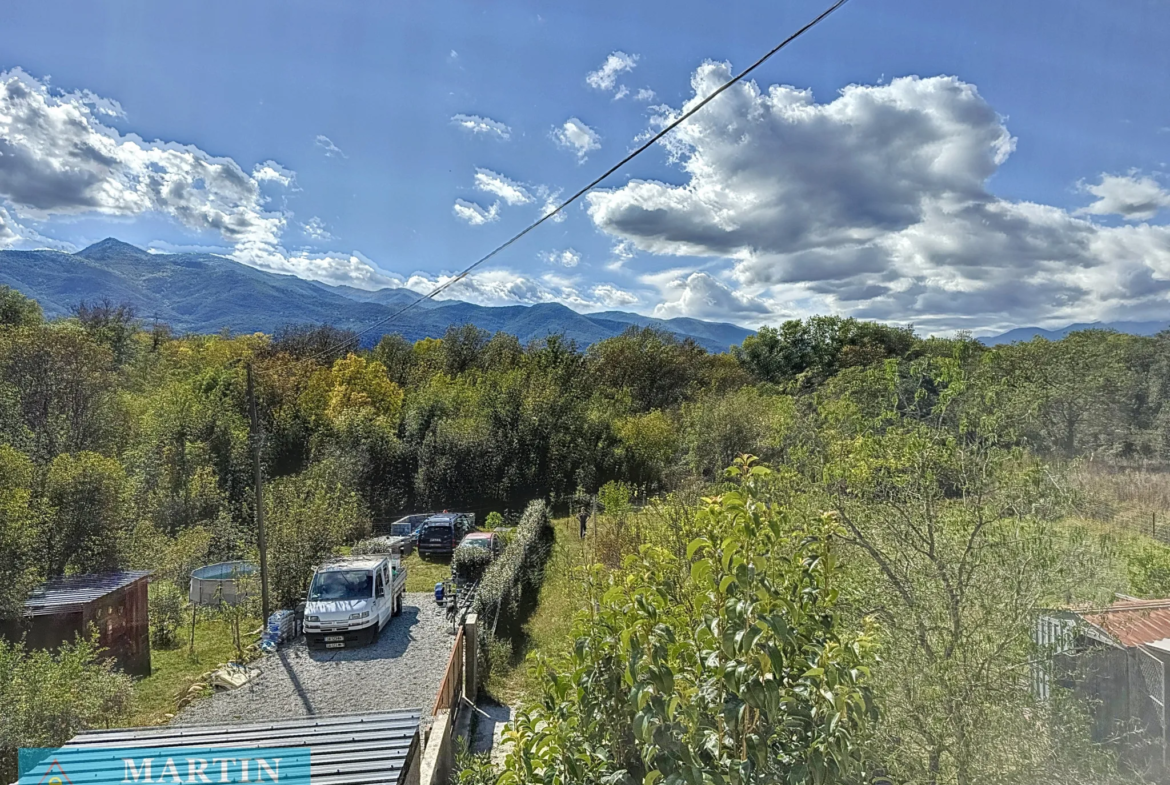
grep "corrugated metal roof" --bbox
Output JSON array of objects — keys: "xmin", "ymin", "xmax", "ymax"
[
  {"xmin": 63, "ymin": 710, "xmax": 420, "ymax": 785},
  {"xmin": 1080, "ymin": 598, "xmax": 1170, "ymax": 647},
  {"xmin": 23, "ymin": 571, "xmax": 152, "ymax": 616}
]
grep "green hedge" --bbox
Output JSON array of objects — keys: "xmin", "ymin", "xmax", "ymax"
[
  {"xmin": 473, "ymin": 499, "xmax": 554, "ymax": 638},
  {"xmin": 452, "ymin": 543, "xmax": 493, "ymax": 585}
]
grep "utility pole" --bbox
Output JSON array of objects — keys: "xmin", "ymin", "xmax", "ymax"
[{"xmin": 246, "ymin": 361, "xmax": 271, "ymax": 622}]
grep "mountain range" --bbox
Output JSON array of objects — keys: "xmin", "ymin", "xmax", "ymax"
[
  {"xmin": 979, "ymin": 321, "xmax": 1170, "ymax": 345},
  {"xmin": 0, "ymin": 239, "xmax": 755, "ymax": 353}
]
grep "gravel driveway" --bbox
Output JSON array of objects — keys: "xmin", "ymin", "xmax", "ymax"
[{"xmin": 174, "ymin": 593, "xmax": 455, "ymax": 725}]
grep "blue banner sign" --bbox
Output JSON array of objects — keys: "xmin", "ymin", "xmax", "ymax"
[{"xmin": 18, "ymin": 747, "xmax": 312, "ymax": 785}]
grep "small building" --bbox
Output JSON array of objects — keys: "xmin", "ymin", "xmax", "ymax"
[
  {"xmin": 1038, "ymin": 598, "xmax": 1170, "ymax": 777},
  {"xmin": 0, "ymin": 570, "xmax": 151, "ymax": 677}
]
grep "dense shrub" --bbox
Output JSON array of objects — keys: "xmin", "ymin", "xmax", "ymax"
[
  {"xmin": 349, "ymin": 536, "xmax": 397, "ymax": 556},
  {"xmin": 473, "ymin": 499, "xmax": 554, "ymax": 640},
  {"xmin": 451, "ymin": 543, "xmax": 492, "ymax": 584},
  {"xmin": 0, "ymin": 637, "xmax": 132, "ymax": 783}
]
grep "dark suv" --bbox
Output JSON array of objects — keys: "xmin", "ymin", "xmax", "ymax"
[{"xmin": 416, "ymin": 512, "xmax": 475, "ymax": 556}]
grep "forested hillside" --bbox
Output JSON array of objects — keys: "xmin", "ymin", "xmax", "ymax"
[{"xmin": 5, "ymin": 283, "xmax": 1170, "ymax": 782}]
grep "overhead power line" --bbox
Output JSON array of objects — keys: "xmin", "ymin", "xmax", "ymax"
[{"xmin": 314, "ymin": 0, "xmax": 853, "ymax": 361}]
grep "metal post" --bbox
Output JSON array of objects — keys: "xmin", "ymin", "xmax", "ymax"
[{"xmin": 246, "ymin": 362, "xmax": 271, "ymax": 623}]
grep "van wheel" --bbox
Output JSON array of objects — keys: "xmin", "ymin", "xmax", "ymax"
[{"xmin": 393, "ymin": 593, "xmax": 402, "ymax": 617}]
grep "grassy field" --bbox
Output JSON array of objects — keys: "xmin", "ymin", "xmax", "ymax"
[
  {"xmin": 129, "ymin": 614, "xmax": 260, "ymax": 726},
  {"xmin": 402, "ymin": 550, "xmax": 452, "ymax": 592},
  {"xmin": 488, "ymin": 516, "xmax": 591, "ymax": 703}
]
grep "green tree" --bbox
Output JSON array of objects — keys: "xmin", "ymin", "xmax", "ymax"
[
  {"xmin": 0, "ymin": 636, "xmax": 133, "ymax": 783},
  {"xmin": 499, "ymin": 459, "xmax": 877, "ymax": 785},
  {"xmin": 264, "ymin": 460, "xmax": 370, "ymax": 607},
  {"xmin": 810, "ymin": 358, "xmax": 1127, "ymax": 785},
  {"xmin": 733, "ymin": 317, "xmax": 915, "ymax": 386},
  {"xmin": 0, "ymin": 286, "xmax": 42, "ymax": 328},
  {"xmin": 43, "ymin": 451, "xmax": 129, "ymax": 577},
  {"xmin": 0, "ymin": 445, "xmax": 40, "ymax": 618}
]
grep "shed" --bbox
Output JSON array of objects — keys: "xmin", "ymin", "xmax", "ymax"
[
  {"xmin": 0, "ymin": 570, "xmax": 151, "ymax": 677},
  {"xmin": 1037, "ymin": 598, "xmax": 1170, "ymax": 776},
  {"xmin": 48, "ymin": 710, "xmax": 422, "ymax": 785}
]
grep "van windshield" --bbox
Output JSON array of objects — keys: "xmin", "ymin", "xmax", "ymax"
[{"xmin": 308, "ymin": 570, "xmax": 373, "ymax": 601}]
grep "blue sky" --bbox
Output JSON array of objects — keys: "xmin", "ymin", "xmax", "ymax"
[{"xmin": 1, "ymin": 0, "xmax": 1168, "ymax": 333}]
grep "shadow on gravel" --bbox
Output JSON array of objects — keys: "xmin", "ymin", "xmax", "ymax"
[
  {"xmin": 305, "ymin": 605, "xmax": 421, "ymax": 663},
  {"xmin": 277, "ymin": 649, "xmax": 315, "ymax": 714}
]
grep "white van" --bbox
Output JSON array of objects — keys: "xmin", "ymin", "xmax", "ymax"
[{"xmin": 303, "ymin": 556, "xmax": 407, "ymax": 649}]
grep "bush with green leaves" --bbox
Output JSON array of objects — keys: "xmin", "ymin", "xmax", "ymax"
[
  {"xmin": 148, "ymin": 581, "xmax": 188, "ymax": 648},
  {"xmin": 473, "ymin": 499, "xmax": 554, "ymax": 645},
  {"xmin": 350, "ymin": 536, "xmax": 397, "ymax": 556},
  {"xmin": 495, "ymin": 458, "xmax": 877, "ymax": 785},
  {"xmin": 0, "ymin": 636, "xmax": 132, "ymax": 783},
  {"xmin": 452, "ymin": 543, "xmax": 493, "ymax": 585},
  {"xmin": 484, "ymin": 511, "xmax": 504, "ymax": 529}
]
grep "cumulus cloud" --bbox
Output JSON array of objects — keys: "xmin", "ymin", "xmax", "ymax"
[
  {"xmin": 586, "ymin": 62, "xmax": 1170, "ymax": 331},
  {"xmin": 634, "ymin": 88, "xmax": 656, "ymax": 102},
  {"xmin": 553, "ymin": 118, "xmax": 601, "ymax": 161},
  {"xmin": 314, "ymin": 134, "xmax": 346, "ymax": 158},
  {"xmin": 302, "ymin": 216, "xmax": 332, "ymax": 241},
  {"xmin": 0, "ymin": 68, "xmax": 286, "ymax": 252},
  {"xmin": 0, "ymin": 206, "xmax": 19, "ymax": 248},
  {"xmin": 541, "ymin": 248, "xmax": 580, "ymax": 268},
  {"xmin": 587, "ymin": 51, "xmax": 639, "ymax": 92},
  {"xmin": 452, "ymin": 198, "xmax": 499, "ymax": 225},
  {"xmin": 253, "ymin": 161, "xmax": 295, "ymax": 186},
  {"xmin": 474, "ymin": 168, "xmax": 532, "ymax": 206},
  {"xmin": 592, "ymin": 283, "xmax": 639, "ymax": 307},
  {"xmin": 451, "ymin": 113, "xmax": 511, "ymax": 140},
  {"xmin": 0, "ymin": 69, "xmax": 407, "ymax": 290},
  {"xmin": 1077, "ymin": 172, "xmax": 1170, "ymax": 221},
  {"xmin": 403, "ymin": 267, "xmax": 638, "ymax": 312},
  {"xmin": 649, "ymin": 271, "xmax": 770, "ymax": 320}
]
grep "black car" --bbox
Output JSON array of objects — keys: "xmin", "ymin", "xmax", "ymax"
[{"xmin": 416, "ymin": 512, "xmax": 476, "ymax": 556}]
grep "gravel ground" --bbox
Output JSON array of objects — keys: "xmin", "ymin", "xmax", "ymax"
[{"xmin": 174, "ymin": 593, "xmax": 456, "ymax": 725}]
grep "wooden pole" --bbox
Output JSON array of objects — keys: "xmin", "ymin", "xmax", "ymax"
[{"xmin": 246, "ymin": 362, "xmax": 271, "ymax": 623}]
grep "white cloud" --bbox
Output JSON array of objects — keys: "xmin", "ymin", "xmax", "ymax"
[
  {"xmin": 0, "ymin": 69, "xmax": 406, "ymax": 290},
  {"xmin": 314, "ymin": 134, "xmax": 346, "ymax": 158},
  {"xmin": 452, "ymin": 198, "xmax": 499, "ymax": 225},
  {"xmin": 613, "ymin": 85, "xmax": 629, "ymax": 101},
  {"xmin": 253, "ymin": 160, "xmax": 295, "ymax": 187},
  {"xmin": 281, "ymin": 250, "xmax": 402, "ymax": 289},
  {"xmin": 592, "ymin": 283, "xmax": 638, "ymax": 307},
  {"xmin": 1077, "ymin": 172, "xmax": 1170, "ymax": 221},
  {"xmin": 649, "ymin": 271, "xmax": 769, "ymax": 320},
  {"xmin": 553, "ymin": 118, "xmax": 601, "ymax": 161},
  {"xmin": 302, "ymin": 216, "xmax": 332, "ymax": 241},
  {"xmin": 586, "ymin": 51, "xmax": 639, "ymax": 92},
  {"xmin": 586, "ymin": 63, "xmax": 1170, "ymax": 331},
  {"xmin": 536, "ymin": 186, "xmax": 566, "ymax": 223},
  {"xmin": 403, "ymin": 268, "xmax": 637, "ymax": 312},
  {"xmin": 541, "ymin": 248, "xmax": 580, "ymax": 268},
  {"xmin": 0, "ymin": 206, "xmax": 19, "ymax": 248},
  {"xmin": 474, "ymin": 168, "xmax": 532, "ymax": 206},
  {"xmin": 0, "ymin": 68, "xmax": 286, "ymax": 252},
  {"xmin": 634, "ymin": 88, "xmax": 656, "ymax": 102},
  {"xmin": 451, "ymin": 113, "xmax": 512, "ymax": 140}
]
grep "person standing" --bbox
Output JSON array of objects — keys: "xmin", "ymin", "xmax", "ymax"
[{"xmin": 577, "ymin": 506, "xmax": 588, "ymax": 539}]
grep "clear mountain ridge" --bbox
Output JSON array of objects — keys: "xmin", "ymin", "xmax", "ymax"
[{"xmin": 0, "ymin": 238, "xmax": 755, "ymax": 352}]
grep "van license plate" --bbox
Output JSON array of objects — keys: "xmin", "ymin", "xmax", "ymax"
[
  {"xmin": 326, "ymin": 642, "xmax": 345, "ymax": 648},
  {"xmin": 325, "ymin": 636, "xmax": 344, "ymax": 642}
]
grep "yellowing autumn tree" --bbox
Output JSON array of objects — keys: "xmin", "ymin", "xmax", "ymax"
[{"xmin": 302, "ymin": 353, "xmax": 404, "ymax": 429}]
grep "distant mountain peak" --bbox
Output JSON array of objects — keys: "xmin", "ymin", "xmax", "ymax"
[
  {"xmin": 0, "ymin": 241, "xmax": 755, "ymax": 352},
  {"xmin": 76, "ymin": 237, "xmax": 150, "ymax": 260}
]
